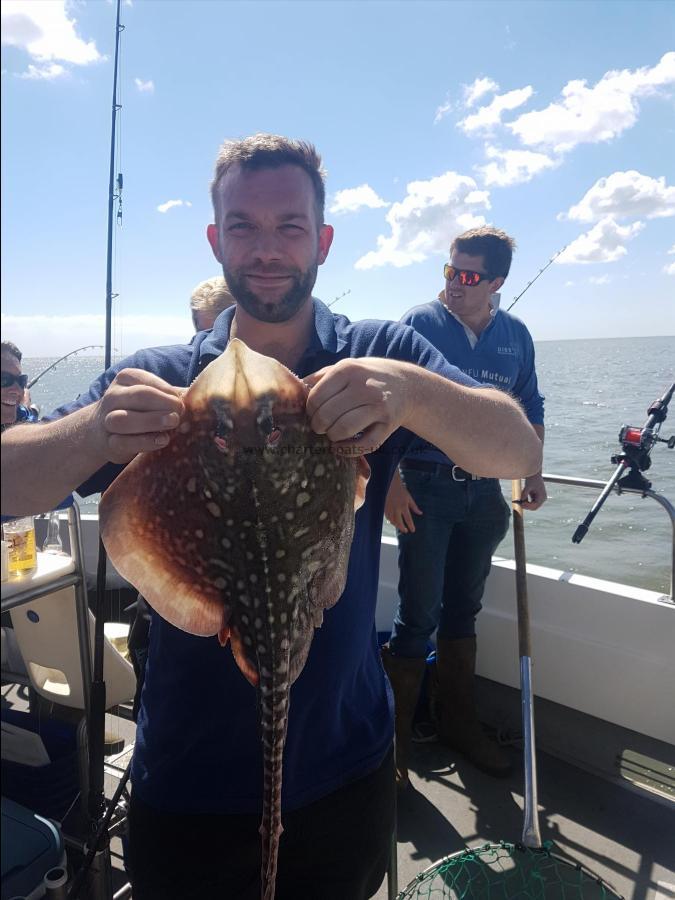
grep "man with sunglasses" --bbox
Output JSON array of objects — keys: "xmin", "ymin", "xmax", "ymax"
[
  {"xmin": 1, "ymin": 342, "xmax": 37, "ymax": 431},
  {"xmin": 382, "ymin": 226, "xmax": 546, "ymax": 785}
]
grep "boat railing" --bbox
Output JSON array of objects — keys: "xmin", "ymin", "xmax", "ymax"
[{"xmin": 541, "ymin": 472, "xmax": 675, "ymax": 604}]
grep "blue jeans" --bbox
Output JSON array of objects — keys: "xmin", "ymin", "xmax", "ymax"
[{"xmin": 389, "ymin": 466, "xmax": 510, "ymax": 658}]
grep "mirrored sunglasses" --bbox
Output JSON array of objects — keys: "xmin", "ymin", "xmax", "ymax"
[
  {"xmin": 444, "ymin": 264, "xmax": 492, "ymax": 287},
  {"xmin": 1, "ymin": 372, "xmax": 28, "ymax": 389}
]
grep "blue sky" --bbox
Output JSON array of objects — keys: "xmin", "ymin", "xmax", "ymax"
[{"xmin": 1, "ymin": 0, "xmax": 674, "ymax": 357}]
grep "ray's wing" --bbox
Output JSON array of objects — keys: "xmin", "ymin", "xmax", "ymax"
[
  {"xmin": 99, "ymin": 414, "xmax": 235, "ymax": 636},
  {"xmin": 306, "ymin": 454, "xmax": 370, "ymax": 611}
]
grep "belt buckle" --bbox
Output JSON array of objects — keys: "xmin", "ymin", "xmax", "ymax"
[{"xmin": 451, "ymin": 465, "xmax": 466, "ymax": 482}]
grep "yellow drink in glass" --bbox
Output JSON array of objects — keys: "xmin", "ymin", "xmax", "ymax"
[{"xmin": 3, "ymin": 517, "xmax": 37, "ymax": 574}]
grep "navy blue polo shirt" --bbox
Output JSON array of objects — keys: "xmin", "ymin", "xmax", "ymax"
[
  {"xmin": 45, "ymin": 298, "xmax": 476, "ymax": 814},
  {"xmin": 401, "ymin": 300, "xmax": 545, "ymax": 467}
]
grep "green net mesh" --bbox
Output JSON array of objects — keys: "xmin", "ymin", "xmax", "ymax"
[{"xmin": 397, "ymin": 841, "xmax": 624, "ymax": 899}]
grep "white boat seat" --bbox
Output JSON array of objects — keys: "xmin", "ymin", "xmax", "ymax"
[{"xmin": 9, "ymin": 585, "xmax": 136, "ymax": 710}]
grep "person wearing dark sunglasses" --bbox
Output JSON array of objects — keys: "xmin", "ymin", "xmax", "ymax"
[
  {"xmin": 382, "ymin": 226, "xmax": 546, "ymax": 786},
  {"xmin": 1, "ymin": 341, "xmax": 38, "ymax": 431}
]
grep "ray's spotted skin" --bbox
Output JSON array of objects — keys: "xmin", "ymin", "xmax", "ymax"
[{"xmin": 99, "ymin": 339, "xmax": 369, "ymax": 900}]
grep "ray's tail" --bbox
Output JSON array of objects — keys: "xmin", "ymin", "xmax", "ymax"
[{"xmin": 259, "ymin": 640, "xmax": 291, "ymax": 900}]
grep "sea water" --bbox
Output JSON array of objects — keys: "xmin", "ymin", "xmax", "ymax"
[{"xmin": 21, "ymin": 335, "xmax": 675, "ymax": 594}]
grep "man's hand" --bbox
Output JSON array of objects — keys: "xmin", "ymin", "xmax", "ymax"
[
  {"xmin": 304, "ymin": 358, "xmax": 413, "ymax": 454},
  {"xmin": 520, "ymin": 473, "xmax": 547, "ymax": 510},
  {"xmin": 385, "ymin": 469, "xmax": 422, "ymax": 533},
  {"xmin": 92, "ymin": 369, "xmax": 185, "ymax": 464},
  {"xmin": 305, "ymin": 358, "xmax": 542, "ymax": 479},
  {"xmin": 1, "ymin": 368, "xmax": 186, "ymax": 516}
]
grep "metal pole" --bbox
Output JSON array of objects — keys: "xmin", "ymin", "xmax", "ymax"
[
  {"xmin": 571, "ymin": 460, "xmax": 627, "ymax": 544},
  {"xmin": 511, "ymin": 479, "xmax": 541, "ymax": 849},
  {"xmin": 387, "ymin": 784, "xmax": 398, "ymax": 900},
  {"xmin": 69, "ymin": 504, "xmax": 93, "ymax": 715},
  {"xmin": 84, "ymin": 0, "xmax": 122, "ymax": 880}
]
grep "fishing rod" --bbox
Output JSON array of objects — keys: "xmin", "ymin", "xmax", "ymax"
[
  {"xmin": 326, "ymin": 288, "xmax": 351, "ymax": 309},
  {"xmin": 572, "ymin": 382, "xmax": 675, "ymax": 545},
  {"xmin": 72, "ymin": 3, "xmax": 126, "ymax": 898},
  {"xmin": 506, "ymin": 244, "xmax": 568, "ymax": 312},
  {"xmin": 104, "ymin": 0, "xmax": 124, "ymax": 370},
  {"xmin": 27, "ymin": 346, "xmax": 106, "ymax": 389}
]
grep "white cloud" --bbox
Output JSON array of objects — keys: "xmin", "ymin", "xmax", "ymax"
[
  {"xmin": 433, "ymin": 100, "xmax": 452, "ymax": 125},
  {"xmin": 509, "ymin": 52, "xmax": 675, "ymax": 153},
  {"xmin": 458, "ymin": 86, "xmax": 533, "ymax": 135},
  {"xmin": 463, "ymin": 76, "xmax": 500, "ymax": 108},
  {"xmin": 566, "ymin": 171, "xmax": 675, "ymax": 223},
  {"xmin": 476, "ymin": 145, "xmax": 559, "ymax": 187},
  {"xmin": 589, "ymin": 274, "xmax": 611, "ymax": 285},
  {"xmin": 1, "ymin": 1, "xmax": 102, "ymax": 74},
  {"xmin": 434, "ymin": 76, "xmax": 499, "ymax": 124},
  {"xmin": 564, "ymin": 281, "xmax": 575, "ymax": 288},
  {"xmin": 355, "ymin": 172, "xmax": 490, "ymax": 270},
  {"xmin": 557, "ymin": 217, "xmax": 644, "ymax": 265},
  {"xmin": 134, "ymin": 77, "xmax": 154, "ymax": 94},
  {"xmin": 18, "ymin": 62, "xmax": 66, "ymax": 80},
  {"xmin": 664, "ymin": 246, "xmax": 675, "ymax": 275},
  {"xmin": 157, "ymin": 199, "xmax": 192, "ymax": 213},
  {"xmin": 330, "ymin": 184, "xmax": 389, "ymax": 215},
  {"xmin": 0, "ymin": 313, "xmax": 192, "ymax": 358}
]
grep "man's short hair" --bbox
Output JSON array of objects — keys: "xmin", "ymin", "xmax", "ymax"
[
  {"xmin": 190, "ymin": 276, "xmax": 235, "ymax": 328},
  {"xmin": 1, "ymin": 341, "xmax": 22, "ymax": 362},
  {"xmin": 451, "ymin": 226, "xmax": 517, "ymax": 280},
  {"xmin": 211, "ymin": 133, "xmax": 327, "ymax": 226}
]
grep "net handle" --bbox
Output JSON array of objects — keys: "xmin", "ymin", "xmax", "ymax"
[
  {"xmin": 511, "ymin": 479, "xmax": 541, "ymax": 848},
  {"xmin": 511, "ymin": 479, "xmax": 532, "ymax": 658}
]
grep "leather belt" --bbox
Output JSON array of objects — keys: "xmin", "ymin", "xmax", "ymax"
[{"xmin": 400, "ymin": 459, "xmax": 482, "ymax": 481}]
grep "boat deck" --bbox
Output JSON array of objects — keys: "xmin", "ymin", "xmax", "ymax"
[
  {"xmin": 375, "ymin": 735, "xmax": 674, "ymax": 899},
  {"xmin": 101, "ymin": 700, "xmax": 675, "ymax": 899},
  {"xmin": 2, "ymin": 682, "xmax": 673, "ymax": 899}
]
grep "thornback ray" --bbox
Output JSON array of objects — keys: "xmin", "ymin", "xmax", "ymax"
[{"xmin": 99, "ymin": 338, "xmax": 369, "ymax": 900}]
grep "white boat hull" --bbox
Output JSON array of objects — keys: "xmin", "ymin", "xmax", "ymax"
[
  {"xmin": 376, "ymin": 536, "xmax": 675, "ymax": 746},
  {"xmin": 76, "ymin": 516, "xmax": 675, "ymax": 747}
]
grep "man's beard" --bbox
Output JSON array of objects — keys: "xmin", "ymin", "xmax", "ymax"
[{"xmin": 222, "ymin": 262, "xmax": 318, "ymax": 324}]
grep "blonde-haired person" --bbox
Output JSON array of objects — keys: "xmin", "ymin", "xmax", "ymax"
[{"xmin": 190, "ymin": 275, "xmax": 235, "ymax": 331}]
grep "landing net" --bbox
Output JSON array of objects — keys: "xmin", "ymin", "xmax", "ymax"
[{"xmin": 397, "ymin": 841, "xmax": 623, "ymax": 899}]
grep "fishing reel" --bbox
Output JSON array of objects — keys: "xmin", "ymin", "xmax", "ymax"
[
  {"xmin": 612, "ymin": 399, "xmax": 675, "ymax": 490},
  {"xmin": 573, "ymin": 382, "xmax": 674, "ymax": 543}
]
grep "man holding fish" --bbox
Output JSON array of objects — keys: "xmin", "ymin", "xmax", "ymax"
[{"xmin": 1, "ymin": 134, "xmax": 541, "ymax": 900}]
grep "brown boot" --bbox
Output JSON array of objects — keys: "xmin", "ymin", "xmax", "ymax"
[
  {"xmin": 433, "ymin": 637, "xmax": 513, "ymax": 778},
  {"xmin": 381, "ymin": 644, "xmax": 427, "ymax": 788}
]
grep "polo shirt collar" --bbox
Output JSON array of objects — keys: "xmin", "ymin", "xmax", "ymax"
[
  {"xmin": 436, "ymin": 294, "xmax": 498, "ymax": 347},
  {"xmin": 197, "ymin": 297, "xmax": 347, "ymax": 371}
]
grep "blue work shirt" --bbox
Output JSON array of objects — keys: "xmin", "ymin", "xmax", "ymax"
[
  {"xmin": 44, "ymin": 298, "xmax": 477, "ymax": 814},
  {"xmin": 401, "ymin": 299, "xmax": 544, "ymax": 467}
]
